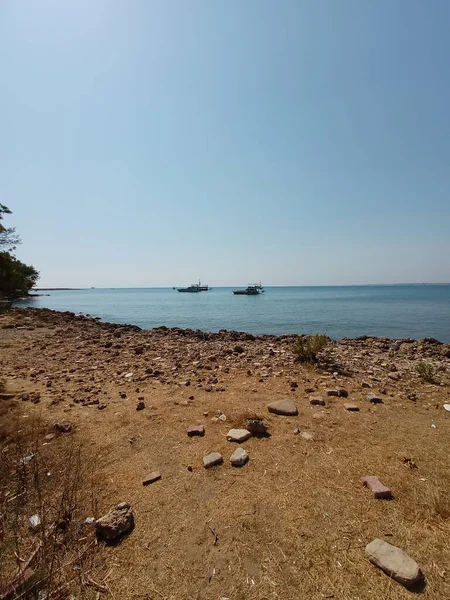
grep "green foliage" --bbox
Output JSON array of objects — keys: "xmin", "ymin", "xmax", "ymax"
[
  {"xmin": 0, "ymin": 205, "xmax": 38, "ymax": 299},
  {"xmin": 293, "ymin": 334, "xmax": 329, "ymax": 363},
  {"xmin": 415, "ymin": 362, "xmax": 435, "ymax": 383},
  {"xmin": 0, "ymin": 204, "xmax": 20, "ymax": 251}
]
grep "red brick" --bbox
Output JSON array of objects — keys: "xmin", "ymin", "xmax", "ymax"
[
  {"xmin": 187, "ymin": 425, "xmax": 205, "ymax": 437},
  {"xmin": 361, "ymin": 476, "xmax": 392, "ymax": 499}
]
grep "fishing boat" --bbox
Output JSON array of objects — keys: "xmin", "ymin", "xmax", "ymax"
[
  {"xmin": 176, "ymin": 280, "xmax": 209, "ymax": 292},
  {"xmin": 177, "ymin": 283, "xmax": 201, "ymax": 293},
  {"xmin": 233, "ymin": 282, "xmax": 265, "ymax": 295}
]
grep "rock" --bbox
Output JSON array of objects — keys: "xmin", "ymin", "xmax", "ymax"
[
  {"xmin": 29, "ymin": 514, "xmax": 41, "ymax": 533},
  {"xmin": 98, "ymin": 403, "xmax": 107, "ymax": 410},
  {"xmin": 326, "ymin": 389, "xmax": 339, "ymax": 397},
  {"xmin": 245, "ymin": 417, "xmax": 269, "ymax": 435},
  {"xmin": 293, "ymin": 427, "xmax": 300, "ymax": 435},
  {"xmin": 53, "ymin": 421, "xmax": 72, "ymax": 433},
  {"xmin": 362, "ymin": 476, "xmax": 392, "ymax": 499},
  {"xmin": 95, "ymin": 502, "xmax": 134, "ymax": 542},
  {"xmin": 443, "ymin": 404, "xmax": 450, "ymax": 412},
  {"xmin": 44, "ymin": 433, "xmax": 56, "ymax": 441},
  {"xmin": 136, "ymin": 400, "xmax": 145, "ymax": 411},
  {"xmin": 267, "ymin": 399, "xmax": 298, "ymax": 416},
  {"xmin": 301, "ymin": 431, "xmax": 314, "ymax": 441},
  {"xmin": 203, "ymin": 452, "xmax": 223, "ymax": 468},
  {"xmin": 344, "ymin": 403, "xmax": 360, "ymax": 411},
  {"xmin": 187, "ymin": 425, "xmax": 205, "ymax": 437},
  {"xmin": 367, "ymin": 393, "xmax": 383, "ymax": 404},
  {"xmin": 365, "ymin": 538, "xmax": 424, "ymax": 587},
  {"xmin": 309, "ymin": 396, "xmax": 326, "ymax": 406},
  {"xmin": 362, "ymin": 381, "xmax": 371, "ymax": 388},
  {"xmin": 230, "ymin": 447, "xmax": 249, "ymax": 467},
  {"xmin": 0, "ymin": 393, "xmax": 16, "ymax": 400},
  {"xmin": 142, "ymin": 471, "xmax": 162, "ymax": 486},
  {"xmin": 226, "ymin": 429, "xmax": 252, "ymax": 443}
]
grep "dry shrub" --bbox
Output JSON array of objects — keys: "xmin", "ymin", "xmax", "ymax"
[
  {"xmin": 415, "ymin": 361, "xmax": 436, "ymax": 383},
  {"xmin": 413, "ymin": 485, "xmax": 450, "ymax": 523},
  {"xmin": 292, "ymin": 334, "xmax": 329, "ymax": 363},
  {"xmin": 0, "ymin": 407, "xmax": 103, "ymax": 599}
]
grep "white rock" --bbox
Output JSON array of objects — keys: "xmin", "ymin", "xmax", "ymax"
[
  {"xmin": 365, "ymin": 538, "xmax": 424, "ymax": 587},
  {"xmin": 230, "ymin": 447, "xmax": 249, "ymax": 467},
  {"xmin": 444, "ymin": 404, "xmax": 450, "ymax": 412},
  {"xmin": 226, "ymin": 428, "xmax": 252, "ymax": 443}
]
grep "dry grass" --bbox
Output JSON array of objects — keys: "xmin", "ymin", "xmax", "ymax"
[
  {"xmin": 1, "ymin": 311, "xmax": 450, "ymax": 599},
  {"xmin": 0, "ymin": 404, "xmax": 104, "ymax": 599}
]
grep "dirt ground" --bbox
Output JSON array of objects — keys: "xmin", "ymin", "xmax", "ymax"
[{"xmin": 1, "ymin": 307, "xmax": 450, "ymax": 599}]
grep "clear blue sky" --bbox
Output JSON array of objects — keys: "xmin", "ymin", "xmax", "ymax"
[{"xmin": 2, "ymin": 0, "xmax": 450, "ymax": 287}]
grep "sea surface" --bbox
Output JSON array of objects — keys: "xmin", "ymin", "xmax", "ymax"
[{"xmin": 17, "ymin": 285, "xmax": 450, "ymax": 342}]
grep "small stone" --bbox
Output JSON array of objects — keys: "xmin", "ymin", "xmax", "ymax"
[
  {"xmin": 344, "ymin": 403, "xmax": 360, "ymax": 412},
  {"xmin": 95, "ymin": 502, "xmax": 134, "ymax": 542},
  {"xmin": 301, "ymin": 431, "xmax": 314, "ymax": 441},
  {"xmin": 218, "ymin": 413, "xmax": 227, "ymax": 421},
  {"xmin": 211, "ymin": 417, "xmax": 219, "ymax": 424},
  {"xmin": 203, "ymin": 452, "xmax": 223, "ymax": 468},
  {"xmin": 362, "ymin": 476, "xmax": 392, "ymax": 499},
  {"xmin": 98, "ymin": 403, "xmax": 107, "ymax": 410},
  {"xmin": 362, "ymin": 381, "xmax": 371, "ymax": 388},
  {"xmin": 136, "ymin": 400, "xmax": 145, "ymax": 411},
  {"xmin": 312, "ymin": 412, "xmax": 326, "ymax": 419},
  {"xmin": 44, "ymin": 433, "xmax": 56, "ymax": 441},
  {"xmin": 365, "ymin": 538, "xmax": 424, "ymax": 587},
  {"xmin": 309, "ymin": 396, "xmax": 326, "ymax": 406},
  {"xmin": 0, "ymin": 393, "xmax": 16, "ymax": 400},
  {"xmin": 326, "ymin": 389, "xmax": 339, "ymax": 397},
  {"xmin": 267, "ymin": 399, "xmax": 298, "ymax": 416},
  {"xmin": 187, "ymin": 425, "xmax": 205, "ymax": 437},
  {"xmin": 367, "ymin": 393, "xmax": 383, "ymax": 404},
  {"xmin": 245, "ymin": 417, "xmax": 269, "ymax": 435},
  {"xmin": 293, "ymin": 427, "xmax": 300, "ymax": 435},
  {"xmin": 53, "ymin": 421, "xmax": 73, "ymax": 433},
  {"xmin": 142, "ymin": 471, "xmax": 162, "ymax": 486},
  {"xmin": 230, "ymin": 447, "xmax": 249, "ymax": 467},
  {"xmin": 29, "ymin": 514, "xmax": 41, "ymax": 533},
  {"xmin": 337, "ymin": 388, "xmax": 348, "ymax": 398},
  {"xmin": 226, "ymin": 429, "xmax": 252, "ymax": 443},
  {"xmin": 119, "ymin": 392, "xmax": 126, "ymax": 398}
]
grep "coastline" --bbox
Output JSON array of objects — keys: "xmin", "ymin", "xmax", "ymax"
[{"xmin": 1, "ymin": 306, "xmax": 450, "ymax": 598}]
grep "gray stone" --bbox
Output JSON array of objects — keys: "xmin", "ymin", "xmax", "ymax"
[
  {"xmin": 53, "ymin": 421, "xmax": 73, "ymax": 433},
  {"xmin": 136, "ymin": 400, "xmax": 145, "ymax": 411},
  {"xmin": 309, "ymin": 396, "xmax": 326, "ymax": 406},
  {"xmin": 230, "ymin": 447, "xmax": 249, "ymax": 467},
  {"xmin": 226, "ymin": 428, "xmax": 252, "ymax": 443},
  {"xmin": 203, "ymin": 452, "xmax": 223, "ymax": 468},
  {"xmin": 344, "ymin": 403, "xmax": 360, "ymax": 411},
  {"xmin": 95, "ymin": 502, "xmax": 134, "ymax": 542},
  {"xmin": 367, "ymin": 393, "xmax": 383, "ymax": 404},
  {"xmin": 267, "ymin": 399, "xmax": 298, "ymax": 416},
  {"xmin": 365, "ymin": 538, "xmax": 424, "ymax": 587}
]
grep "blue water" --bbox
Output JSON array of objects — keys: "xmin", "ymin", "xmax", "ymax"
[{"xmin": 17, "ymin": 285, "xmax": 450, "ymax": 342}]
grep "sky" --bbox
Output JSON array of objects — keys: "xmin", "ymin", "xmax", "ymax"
[{"xmin": 2, "ymin": 0, "xmax": 450, "ymax": 287}]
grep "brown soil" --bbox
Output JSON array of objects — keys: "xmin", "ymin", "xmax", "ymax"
[{"xmin": 1, "ymin": 307, "xmax": 450, "ymax": 599}]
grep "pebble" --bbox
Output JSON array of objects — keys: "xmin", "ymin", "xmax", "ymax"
[
  {"xmin": 136, "ymin": 400, "xmax": 145, "ymax": 411},
  {"xmin": 230, "ymin": 447, "xmax": 249, "ymax": 467},
  {"xmin": 95, "ymin": 502, "xmax": 134, "ymax": 542},
  {"xmin": 367, "ymin": 393, "xmax": 383, "ymax": 404},
  {"xmin": 362, "ymin": 476, "xmax": 392, "ymax": 499},
  {"xmin": 293, "ymin": 427, "xmax": 300, "ymax": 435},
  {"xmin": 267, "ymin": 399, "xmax": 298, "ymax": 416},
  {"xmin": 226, "ymin": 429, "xmax": 252, "ymax": 443},
  {"xmin": 142, "ymin": 471, "xmax": 162, "ymax": 486},
  {"xmin": 203, "ymin": 452, "xmax": 223, "ymax": 468},
  {"xmin": 344, "ymin": 403, "xmax": 360, "ymax": 412},
  {"xmin": 187, "ymin": 424, "xmax": 205, "ymax": 437},
  {"xmin": 309, "ymin": 396, "xmax": 326, "ymax": 406},
  {"xmin": 29, "ymin": 514, "xmax": 42, "ymax": 533},
  {"xmin": 365, "ymin": 538, "xmax": 424, "ymax": 587}
]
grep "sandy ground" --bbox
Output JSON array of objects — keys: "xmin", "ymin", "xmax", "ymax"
[{"xmin": 1, "ymin": 307, "xmax": 450, "ymax": 599}]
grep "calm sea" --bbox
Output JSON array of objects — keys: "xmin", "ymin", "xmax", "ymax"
[{"xmin": 17, "ymin": 285, "xmax": 450, "ymax": 342}]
